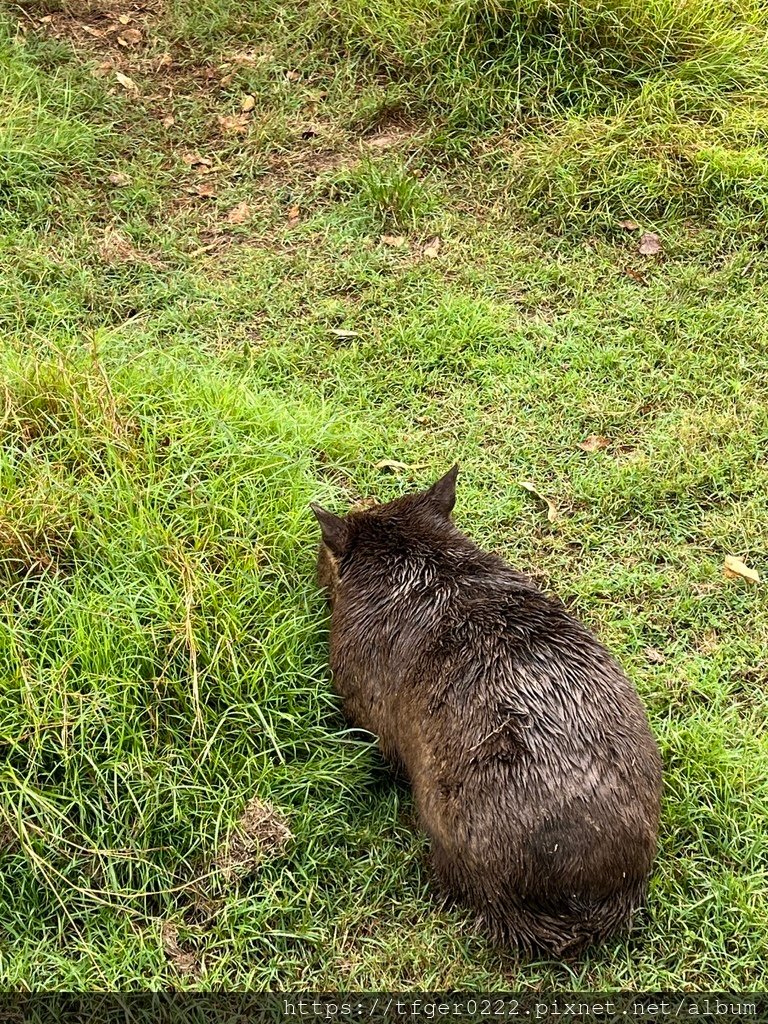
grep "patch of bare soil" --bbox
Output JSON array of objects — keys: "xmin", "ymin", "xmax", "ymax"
[
  {"xmin": 211, "ymin": 797, "xmax": 292, "ymax": 884},
  {"xmin": 23, "ymin": 0, "xmax": 217, "ymax": 121},
  {"xmin": 160, "ymin": 920, "xmax": 203, "ymax": 980},
  {"xmin": 96, "ymin": 228, "xmax": 166, "ymax": 267},
  {"xmin": 19, "ymin": 1, "xmax": 427, "ymax": 271},
  {"xmin": 0, "ymin": 822, "xmax": 19, "ymax": 854},
  {"xmin": 0, "ymin": 516, "xmax": 76, "ymax": 583},
  {"xmin": 21, "ymin": 1, "xmax": 162, "ymax": 59}
]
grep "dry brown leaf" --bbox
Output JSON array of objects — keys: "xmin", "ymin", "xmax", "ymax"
[
  {"xmin": 644, "ymin": 647, "xmax": 666, "ymax": 665},
  {"xmin": 723, "ymin": 555, "xmax": 759, "ymax": 584},
  {"xmin": 241, "ymin": 94, "xmax": 256, "ymax": 112},
  {"xmin": 81, "ymin": 24, "xmax": 103, "ymax": 38},
  {"xmin": 117, "ymin": 28, "xmax": 142, "ymax": 45},
  {"xmin": 578, "ymin": 434, "xmax": 610, "ymax": 453},
  {"xmin": 330, "ymin": 329, "xmax": 359, "ymax": 339},
  {"xmin": 638, "ymin": 232, "xmax": 662, "ymax": 256},
  {"xmin": 107, "ymin": 171, "xmax": 131, "ymax": 187},
  {"xmin": 226, "ymin": 202, "xmax": 252, "ymax": 224},
  {"xmin": 381, "ymin": 234, "xmax": 407, "ymax": 247},
  {"xmin": 519, "ymin": 480, "xmax": 558, "ymax": 523},
  {"xmin": 286, "ymin": 70, "xmax": 300, "ymax": 82},
  {"xmin": 218, "ymin": 113, "xmax": 249, "ymax": 134},
  {"xmin": 351, "ymin": 496, "xmax": 379, "ymax": 511},
  {"xmin": 192, "ymin": 181, "xmax": 217, "ymax": 198},
  {"xmin": 423, "ymin": 236, "xmax": 441, "ymax": 259},
  {"xmin": 220, "ymin": 71, "xmax": 236, "ymax": 87},
  {"xmin": 182, "ymin": 152, "xmax": 212, "ymax": 168},
  {"xmin": 287, "ymin": 204, "xmax": 300, "ymax": 226},
  {"xmin": 118, "ymin": 13, "xmax": 131, "ymax": 25},
  {"xmin": 114, "ymin": 71, "xmax": 138, "ymax": 94},
  {"xmin": 157, "ymin": 53, "xmax": 173, "ymax": 69},
  {"xmin": 161, "ymin": 114, "xmax": 175, "ymax": 128},
  {"xmin": 625, "ymin": 267, "xmax": 648, "ymax": 286},
  {"xmin": 618, "ymin": 219, "xmax": 640, "ymax": 231}
]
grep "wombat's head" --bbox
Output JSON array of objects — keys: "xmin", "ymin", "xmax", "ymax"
[{"xmin": 310, "ymin": 465, "xmax": 459, "ymax": 604}]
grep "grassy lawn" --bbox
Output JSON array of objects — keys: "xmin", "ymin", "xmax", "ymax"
[{"xmin": 1, "ymin": 0, "xmax": 767, "ymax": 990}]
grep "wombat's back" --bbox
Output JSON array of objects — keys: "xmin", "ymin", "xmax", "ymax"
[
  {"xmin": 402, "ymin": 582, "xmax": 662, "ymax": 955},
  {"xmin": 312, "ymin": 467, "xmax": 663, "ymax": 956}
]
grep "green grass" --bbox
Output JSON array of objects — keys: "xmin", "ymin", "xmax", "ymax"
[{"xmin": 1, "ymin": 0, "xmax": 767, "ymax": 990}]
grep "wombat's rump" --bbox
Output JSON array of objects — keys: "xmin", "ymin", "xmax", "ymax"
[{"xmin": 312, "ymin": 467, "xmax": 662, "ymax": 956}]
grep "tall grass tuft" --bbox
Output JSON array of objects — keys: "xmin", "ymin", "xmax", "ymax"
[{"xmin": 309, "ymin": 0, "xmax": 768, "ymax": 223}]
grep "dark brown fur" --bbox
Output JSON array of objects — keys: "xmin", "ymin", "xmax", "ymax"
[{"xmin": 311, "ymin": 467, "xmax": 662, "ymax": 956}]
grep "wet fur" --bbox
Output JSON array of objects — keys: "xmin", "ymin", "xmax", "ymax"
[{"xmin": 312, "ymin": 468, "xmax": 662, "ymax": 956}]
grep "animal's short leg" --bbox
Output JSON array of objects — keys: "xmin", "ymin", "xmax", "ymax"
[{"xmin": 429, "ymin": 842, "xmax": 467, "ymax": 908}]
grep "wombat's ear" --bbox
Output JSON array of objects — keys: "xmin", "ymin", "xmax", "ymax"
[
  {"xmin": 310, "ymin": 503, "xmax": 349, "ymax": 556},
  {"xmin": 424, "ymin": 464, "xmax": 459, "ymax": 517}
]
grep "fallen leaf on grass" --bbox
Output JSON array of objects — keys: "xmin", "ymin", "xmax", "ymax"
[
  {"xmin": 638, "ymin": 232, "xmax": 662, "ymax": 256},
  {"xmin": 351, "ymin": 496, "xmax": 379, "ymax": 511},
  {"xmin": 577, "ymin": 434, "xmax": 610, "ymax": 452},
  {"xmin": 375, "ymin": 459, "xmax": 429, "ymax": 473},
  {"xmin": 107, "ymin": 171, "xmax": 131, "ymax": 186},
  {"xmin": 381, "ymin": 234, "xmax": 407, "ymax": 247},
  {"xmin": 241, "ymin": 94, "xmax": 256, "ymax": 112},
  {"xmin": 287, "ymin": 204, "xmax": 300, "ymax": 226},
  {"xmin": 192, "ymin": 181, "xmax": 217, "ymax": 198},
  {"xmin": 161, "ymin": 114, "xmax": 175, "ymax": 128},
  {"xmin": 519, "ymin": 481, "xmax": 558, "ymax": 523},
  {"xmin": 117, "ymin": 13, "xmax": 131, "ymax": 25},
  {"xmin": 423, "ymin": 236, "xmax": 441, "ymax": 258},
  {"xmin": 218, "ymin": 113, "xmax": 250, "ymax": 134},
  {"xmin": 81, "ymin": 24, "xmax": 103, "ymax": 38},
  {"xmin": 723, "ymin": 555, "xmax": 759, "ymax": 584},
  {"xmin": 329, "ymin": 329, "xmax": 359, "ymax": 339},
  {"xmin": 182, "ymin": 152, "xmax": 212, "ymax": 168},
  {"xmin": 117, "ymin": 28, "xmax": 142, "ymax": 45},
  {"xmin": 625, "ymin": 267, "xmax": 648, "ymax": 286},
  {"xmin": 618, "ymin": 219, "xmax": 640, "ymax": 231},
  {"xmin": 226, "ymin": 202, "xmax": 252, "ymax": 224},
  {"xmin": 114, "ymin": 71, "xmax": 138, "ymax": 94},
  {"xmin": 92, "ymin": 60, "xmax": 114, "ymax": 79},
  {"xmin": 286, "ymin": 70, "xmax": 300, "ymax": 82},
  {"xmin": 644, "ymin": 647, "xmax": 666, "ymax": 665}
]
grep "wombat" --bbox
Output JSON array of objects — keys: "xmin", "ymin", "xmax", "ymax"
[{"xmin": 311, "ymin": 466, "xmax": 662, "ymax": 956}]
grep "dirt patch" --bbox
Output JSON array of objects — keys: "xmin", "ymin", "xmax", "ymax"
[
  {"xmin": 96, "ymin": 228, "xmax": 167, "ymax": 268},
  {"xmin": 0, "ymin": 822, "xmax": 19, "ymax": 855},
  {"xmin": 0, "ymin": 516, "xmax": 77, "ymax": 583},
  {"xmin": 25, "ymin": 0, "xmax": 216, "ymax": 113},
  {"xmin": 211, "ymin": 797, "xmax": 292, "ymax": 884},
  {"xmin": 23, "ymin": 1, "xmax": 163, "ymax": 59},
  {"xmin": 160, "ymin": 920, "xmax": 203, "ymax": 980}
]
